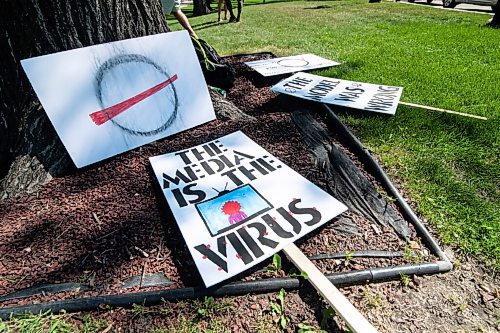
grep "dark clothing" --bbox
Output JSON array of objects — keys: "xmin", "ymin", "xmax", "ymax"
[
  {"xmin": 207, "ymin": 0, "xmax": 214, "ymax": 11},
  {"xmin": 225, "ymin": 0, "xmax": 242, "ymax": 21}
]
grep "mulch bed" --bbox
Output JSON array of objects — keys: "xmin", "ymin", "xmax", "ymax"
[{"xmin": 0, "ymin": 54, "xmax": 431, "ymax": 309}]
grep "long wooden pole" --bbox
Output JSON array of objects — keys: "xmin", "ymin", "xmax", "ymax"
[
  {"xmin": 399, "ymin": 101, "xmax": 487, "ymax": 121},
  {"xmin": 283, "ymin": 243, "xmax": 379, "ymax": 333}
]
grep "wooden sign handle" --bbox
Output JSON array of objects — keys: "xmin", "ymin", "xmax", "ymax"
[
  {"xmin": 398, "ymin": 101, "xmax": 487, "ymax": 120},
  {"xmin": 283, "ymin": 243, "xmax": 379, "ymax": 333}
]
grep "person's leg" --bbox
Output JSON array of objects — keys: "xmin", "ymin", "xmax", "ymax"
[
  {"xmin": 217, "ymin": 0, "xmax": 222, "ymax": 21},
  {"xmin": 235, "ymin": 0, "xmax": 242, "ymax": 22},
  {"xmin": 223, "ymin": 0, "xmax": 228, "ymax": 20},
  {"xmin": 225, "ymin": 0, "xmax": 236, "ymax": 22}
]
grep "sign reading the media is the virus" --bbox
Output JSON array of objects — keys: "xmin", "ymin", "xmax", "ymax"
[
  {"xmin": 272, "ymin": 72, "xmax": 403, "ymax": 115},
  {"xmin": 21, "ymin": 31, "xmax": 215, "ymax": 168},
  {"xmin": 150, "ymin": 131, "xmax": 347, "ymax": 287},
  {"xmin": 245, "ymin": 54, "xmax": 340, "ymax": 77}
]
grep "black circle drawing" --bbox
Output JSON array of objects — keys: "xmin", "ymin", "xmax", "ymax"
[
  {"xmin": 276, "ymin": 58, "xmax": 310, "ymax": 68},
  {"xmin": 94, "ymin": 54, "xmax": 178, "ymax": 137}
]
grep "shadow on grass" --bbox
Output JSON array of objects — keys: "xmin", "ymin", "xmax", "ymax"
[
  {"xmin": 485, "ymin": 20, "xmax": 499, "ymax": 28},
  {"xmin": 326, "ymin": 60, "xmax": 364, "ymax": 78},
  {"xmin": 191, "ymin": 20, "xmax": 224, "ymax": 29},
  {"xmin": 304, "ymin": 5, "xmax": 333, "ymax": 9}
]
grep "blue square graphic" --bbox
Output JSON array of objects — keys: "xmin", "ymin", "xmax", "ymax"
[{"xmin": 195, "ymin": 184, "xmax": 273, "ymax": 236}]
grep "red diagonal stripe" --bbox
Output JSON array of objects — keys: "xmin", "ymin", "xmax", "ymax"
[{"xmin": 89, "ymin": 74, "xmax": 178, "ymax": 126}]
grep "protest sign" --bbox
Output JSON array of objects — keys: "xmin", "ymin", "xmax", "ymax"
[
  {"xmin": 272, "ymin": 72, "xmax": 403, "ymax": 115},
  {"xmin": 21, "ymin": 31, "xmax": 215, "ymax": 168},
  {"xmin": 245, "ymin": 54, "xmax": 340, "ymax": 77},
  {"xmin": 150, "ymin": 131, "xmax": 348, "ymax": 287}
]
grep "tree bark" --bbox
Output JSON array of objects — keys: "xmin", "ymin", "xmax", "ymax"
[
  {"xmin": 193, "ymin": 0, "xmax": 211, "ymax": 16},
  {"xmin": 0, "ymin": 0, "xmax": 170, "ymax": 200}
]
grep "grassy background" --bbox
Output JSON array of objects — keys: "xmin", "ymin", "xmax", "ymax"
[{"xmin": 170, "ymin": 0, "xmax": 499, "ymax": 266}]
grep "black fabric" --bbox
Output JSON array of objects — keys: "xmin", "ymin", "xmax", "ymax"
[{"xmin": 191, "ymin": 37, "xmax": 236, "ymax": 90}]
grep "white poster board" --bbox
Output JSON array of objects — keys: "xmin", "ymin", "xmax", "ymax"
[
  {"xmin": 150, "ymin": 131, "xmax": 347, "ymax": 287},
  {"xmin": 245, "ymin": 54, "xmax": 340, "ymax": 77},
  {"xmin": 272, "ymin": 72, "xmax": 403, "ymax": 115},
  {"xmin": 21, "ymin": 31, "xmax": 215, "ymax": 168}
]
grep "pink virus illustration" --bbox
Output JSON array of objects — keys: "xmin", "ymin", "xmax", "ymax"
[{"xmin": 221, "ymin": 200, "xmax": 247, "ymax": 225}]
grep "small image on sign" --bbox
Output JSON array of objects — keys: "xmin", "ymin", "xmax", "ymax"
[{"xmin": 196, "ymin": 184, "xmax": 273, "ymax": 236}]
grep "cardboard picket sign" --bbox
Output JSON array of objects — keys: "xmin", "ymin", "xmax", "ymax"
[
  {"xmin": 245, "ymin": 54, "xmax": 340, "ymax": 77},
  {"xmin": 21, "ymin": 31, "xmax": 215, "ymax": 168},
  {"xmin": 149, "ymin": 131, "xmax": 348, "ymax": 287},
  {"xmin": 272, "ymin": 72, "xmax": 403, "ymax": 115}
]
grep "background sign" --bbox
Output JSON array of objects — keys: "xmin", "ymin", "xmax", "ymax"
[
  {"xmin": 272, "ymin": 72, "xmax": 403, "ymax": 115},
  {"xmin": 21, "ymin": 31, "xmax": 215, "ymax": 168},
  {"xmin": 245, "ymin": 54, "xmax": 340, "ymax": 77},
  {"xmin": 150, "ymin": 131, "xmax": 347, "ymax": 287}
]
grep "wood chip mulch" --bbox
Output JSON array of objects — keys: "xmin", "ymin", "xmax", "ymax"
[{"xmin": 0, "ymin": 54, "xmax": 432, "ymax": 309}]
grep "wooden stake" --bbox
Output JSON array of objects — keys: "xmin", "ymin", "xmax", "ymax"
[
  {"xmin": 101, "ymin": 323, "xmax": 113, "ymax": 333},
  {"xmin": 91, "ymin": 212, "xmax": 102, "ymax": 230},
  {"xmin": 399, "ymin": 101, "xmax": 487, "ymax": 121},
  {"xmin": 140, "ymin": 263, "xmax": 147, "ymax": 288},
  {"xmin": 283, "ymin": 243, "xmax": 378, "ymax": 333}
]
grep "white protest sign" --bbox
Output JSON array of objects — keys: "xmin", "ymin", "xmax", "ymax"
[
  {"xmin": 272, "ymin": 72, "xmax": 403, "ymax": 115},
  {"xmin": 245, "ymin": 54, "xmax": 340, "ymax": 77},
  {"xmin": 21, "ymin": 31, "xmax": 215, "ymax": 168},
  {"xmin": 150, "ymin": 131, "xmax": 347, "ymax": 287}
]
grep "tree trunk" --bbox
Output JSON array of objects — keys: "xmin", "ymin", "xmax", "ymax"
[
  {"xmin": 193, "ymin": 0, "xmax": 211, "ymax": 16},
  {"xmin": 0, "ymin": 0, "xmax": 170, "ymax": 200}
]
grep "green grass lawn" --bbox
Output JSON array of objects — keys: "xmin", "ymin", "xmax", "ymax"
[{"xmin": 170, "ymin": 0, "xmax": 499, "ymax": 267}]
